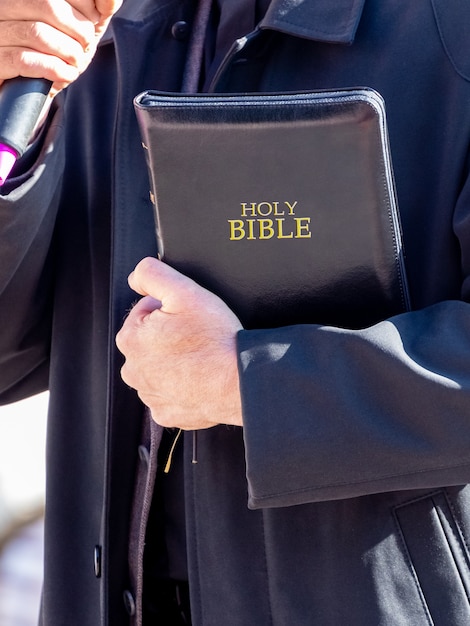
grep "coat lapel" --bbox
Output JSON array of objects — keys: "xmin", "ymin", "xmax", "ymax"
[{"xmin": 261, "ymin": 0, "xmax": 366, "ymax": 43}]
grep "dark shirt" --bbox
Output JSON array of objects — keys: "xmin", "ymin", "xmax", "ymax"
[{"xmin": 203, "ymin": 0, "xmax": 269, "ymax": 88}]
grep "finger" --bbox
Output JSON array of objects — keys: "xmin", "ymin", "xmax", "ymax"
[
  {"xmin": 115, "ymin": 295, "xmax": 161, "ymax": 355},
  {"xmin": 2, "ymin": 0, "xmax": 98, "ymax": 27},
  {"xmin": 66, "ymin": 0, "xmax": 123, "ymax": 37},
  {"xmin": 1, "ymin": 20, "xmax": 89, "ymax": 67},
  {"xmin": 70, "ymin": 0, "xmax": 124, "ymax": 38},
  {"xmin": 0, "ymin": 50, "xmax": 82, "ymax": 84},
  {"xmin": 1, "ymin": 0, "xmax": 97, "ymax": 49},
  {"xmin": 64, "ymin": 0, "xmax": 100, "ymax": 24},
  {"xmin": 129, "ymin": 296, "xmax": 163, "ymax": 319}
]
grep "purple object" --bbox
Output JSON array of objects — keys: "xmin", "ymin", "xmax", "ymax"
[{"xmin": 0, "ymin": 144, "xmax": 17, "ymax": 185}]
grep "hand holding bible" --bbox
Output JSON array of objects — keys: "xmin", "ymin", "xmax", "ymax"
[{"xmin": 116, "ymin": 257, "xmax": 244, "ymax": 430}]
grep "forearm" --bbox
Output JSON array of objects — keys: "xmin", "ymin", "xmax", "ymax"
[{"xmin": 239, "ymin": 301, "xmax": 470, "ymax": 508}]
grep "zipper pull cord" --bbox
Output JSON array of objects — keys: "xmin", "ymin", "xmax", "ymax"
[
  {"xmin": 192, "ymin": 431, "xmax": 198, "ymax": 465},
  {"xmin": 163, "ymin": 428, "xmax": 183, "ymax": 474},
  {"xmin": 163, "ymin": 429, "xmax": 199, "ymax": 473}
]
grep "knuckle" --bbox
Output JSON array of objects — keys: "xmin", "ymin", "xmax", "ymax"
[
  {"xmin": 119, "ymin": 363, "xmax": 132, "ymax": 386},
  {"xmin": 2, "ymin": 20, "xmax": 44, "ymax": 52},
  {"xmin": 136, "ymin": 256, "xmax": 155, "ymax": 275},
  {"xmin": 26, "ymin": 21, "xmax": 46, "ymax": 45},
  {"xmin": 2, "ymin": 47, "xmax": 36, "ymax": 76},
  {"xmin": 115, "ymin": 327, "xmax": 129, "ymax": 351}
]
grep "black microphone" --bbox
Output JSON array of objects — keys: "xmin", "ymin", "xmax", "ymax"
[{"xmin": 0, "ymin": 77, "xmax": 52, "ymax": 185}]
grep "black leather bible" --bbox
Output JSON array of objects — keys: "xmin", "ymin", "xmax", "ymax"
[{"xmin": 134, "ymin": 89, "xmax": 410, "ymax": 329}]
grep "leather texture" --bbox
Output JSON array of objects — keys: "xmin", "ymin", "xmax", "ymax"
[{"xmin": 135, "ymin": 89, "xmax": 410, "ymax": 329}]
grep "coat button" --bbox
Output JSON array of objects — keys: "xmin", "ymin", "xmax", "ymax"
[
  {"xmin": 138, "ymin": 444, "xmax": 150, "ymax": 466},
  {"xmin": 123, "ymin": 590, "xmax": 136, "ymax": 616},
  {"xmin": 93, "ymin": 545, "xmax": 102, "ymax": 578},
  {"xmin": 171, "ymin": 21, "xmax": 189, "ymax": 41}
]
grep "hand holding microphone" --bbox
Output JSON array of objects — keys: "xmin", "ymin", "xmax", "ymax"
[{"xmin": 0, "ymin": 0, "xmax": 123, "ymax": 184}]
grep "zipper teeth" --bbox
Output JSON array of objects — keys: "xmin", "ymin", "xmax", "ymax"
[{"xmin": 141, "ymin": 91, "xmax": 384, "ymax": 113}]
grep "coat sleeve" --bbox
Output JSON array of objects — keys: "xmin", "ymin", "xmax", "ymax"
[
  {"xmin": 0, "ymin": 103, "xmax": 65, "ymax": 404},
  {"xmin": 239, "ymin": 169, "xmax": 470, "ymax": 510}
]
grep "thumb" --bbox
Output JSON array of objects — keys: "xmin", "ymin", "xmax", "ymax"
[
  {"xmin": 128, "ymin": 257, "xmax": 203, "ymax": 314},
  {"xmin": 95, "ymin": 0, "xmax": 123, "ymax": 21},
  {"xmin": 93, "ymin": 0, "xmax": 123, "ymax": 38}
]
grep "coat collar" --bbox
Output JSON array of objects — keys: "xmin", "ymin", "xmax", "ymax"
[
  {"xmin": 100, "ymin": 0, "xmax": 194, "ymax": 45},
  {"xmin": 104, "ymin": 0, "xmax": 366, "ymax": 45},
  {"xmin": 260, "ymin": 0, "xmax": 366, "ymax": 44}
]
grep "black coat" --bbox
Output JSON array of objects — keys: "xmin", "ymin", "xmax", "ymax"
[{"xmin": 1, "ymin": 0, "xmax": 470, "ymax": 624}]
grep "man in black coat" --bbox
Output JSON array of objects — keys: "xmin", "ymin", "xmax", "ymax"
[{"xmin": 1, "ymin": 0, "xmax": 470, "ymax": 624}]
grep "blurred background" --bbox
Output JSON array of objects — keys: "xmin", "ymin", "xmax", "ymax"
[{"xmin": 0, "ymin": 392, "xmax": 48, "ymax": 626}]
